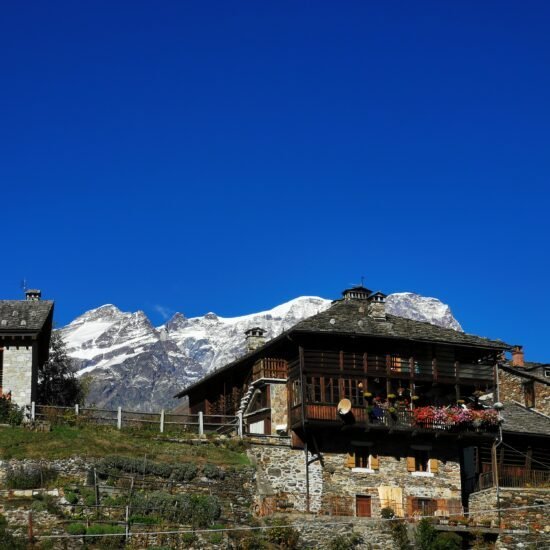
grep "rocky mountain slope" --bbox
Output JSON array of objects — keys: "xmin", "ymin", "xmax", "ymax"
[{"xmin": 60, "ymin": 293, "xmax": 462, "ymax": 411}]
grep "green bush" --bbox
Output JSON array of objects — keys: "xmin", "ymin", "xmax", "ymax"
[
  {"xmin": 414, "ymin": 518, "xmax": 437, "ymax": 549},
  {"xmin": 432, "ymin": 532, "xmax": 462, "ymax": 550},
  {"xmin": 0, "ymin": 396, "xmax": 24, "ymax": 426},
  {"xmin": 266, "ymin": 517, "xmax": 300, "ymax": 549},
  {"xmin": 65, "ymin": 491, "xmax": 79, "ymax": 504},
  {"xmin": 0, "ymin": 513, "xmax": 26, "ymax": 550},
  {"xmin": 327, "ymin": 532, "xmax": 363, "ymax": 550},
  {"xmin": 389, "ymin": 519, "xmax": 410, "ymax": 550},
  {"xmin": 6, "ymin": 465, "xmax": 58, "ymax": 489},
  {"xmin": 86, "ymin": 524, "xmax": 125, "ymax": 549},
  {"xmin": 66, "ymin": 523, "xmax": 86, "ymax": 535},
  {"xmin": 203, "ymin": 463, "xmax": 225, "ymax": 480},
  {"xmin": 381, "ymin": 506, "xmax": 395, "ymax": 519},
  {"xmin": 180, "ymin": 532, "xmax": 197, "ymax": 544},
  {"xmin": 31, "ymin": 499, "xmax": 48, "ymax": 512}
]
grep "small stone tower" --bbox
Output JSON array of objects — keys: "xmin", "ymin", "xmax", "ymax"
[{"xmin": 367, "ymin": 291, "xmax": 387, "ymax": 320}]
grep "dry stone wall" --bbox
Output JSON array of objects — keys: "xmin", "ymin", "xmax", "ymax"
[{"xmin": 2, "ymin": 346, "xmax": 34, "ymax": 406}]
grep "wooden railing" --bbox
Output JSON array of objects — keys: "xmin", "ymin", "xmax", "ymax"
[
  {"xmin": 252, "ymin": 358, "xmax": 288, "ymax": 381},
  {"xmin": 301, "ymin": 350, "xmax": 493, "ymax": 381},
  {"xmin": 290, "ymin": 404, "xmax": 497, "ymax": 434},
  {"xmin": 475, "ymin": 468, "xmax": 550, "ymax": 491}
]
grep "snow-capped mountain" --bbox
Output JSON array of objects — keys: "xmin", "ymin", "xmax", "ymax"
[{"xmin": 60, "ymin": 293, "xmax": 462, "ymax": 411}]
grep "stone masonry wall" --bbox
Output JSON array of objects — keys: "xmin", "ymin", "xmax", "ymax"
[
  {"xmin": 2, "ymin": 345, "xmax": 34, "ymax": 407},
  {"xmin": 321, "ymin": 452, "xmax": 462, "ymax": 518},
  {"xmin": 249, "ymin": 442, "xmax": 462, "ymax": 519},
  {"xmin": 469, "ymin": 487, "xmax": 550, "ymax": 548},
  {"xmin": 500, "ymin": 369, "xmax": 550, "ymax": 416},
  {"xmin": 248, "ymin": 441, "xmax": 324, "ymax": 512},
  {"xmin": 269, "ymin": 382, "xmax": 288, "ymax": 435}
]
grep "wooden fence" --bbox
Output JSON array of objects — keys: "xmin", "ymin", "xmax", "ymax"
[{"xmin": 27, "ymin": 403, "xmax": 241, "ymax": 437}]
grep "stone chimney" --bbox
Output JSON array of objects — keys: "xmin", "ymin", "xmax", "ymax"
[
  {"xmin": 367, "ymin": 291, "xmax": 387, "ymax": 321},
  {"xmin": 511, "ymin": 345, "xmax": 525, "ymax": 367},
  {"xmin": 245, "ymin": 327, "xmax": 266, "ymax": 353},
  {"xmin": 25, "ymin": 289, "xmax": 41, "ymax": 301}
]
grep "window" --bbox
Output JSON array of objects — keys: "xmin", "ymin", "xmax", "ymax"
[
  {"xmin": 290, "ymin": 379, "xmax": 301, "ymax": 407},
  {"xmin": 407, "ymin": 453, "xmax": 438, "ymax": 475},
  {"xmin": 355, "ymin": 449, "xmax": 370, "ymax": 469},
  {"xmin": 347, "ymin": 450, "xmax": 379, "ymax": 471},
  {"xmin": 341, "ymin": 379, "xmax": 363, "ymax": 406},
  {"xmin": 412, "ymin": 498, "xmax": 437, "ymax": 517},
  {"xmin": 544, "ymin": 368, "xmax": 550, "ymax": 378},
  {"xmin": 524, "ymin": 381, "xmax": 535, "ymax": 408}
]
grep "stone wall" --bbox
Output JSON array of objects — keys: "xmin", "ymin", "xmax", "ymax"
[
  {"xmin": 469, "ymin": 487, "xmax": 550, "ymax": 548},
  {"xmin": 320, "ymin": 451, "xmax": 462, "ymax": 518},
  {"xmin": 248, "ymin": 441, "xmax": 324, "ymax": 512},
  {"xmin": 269, "ymin": 382, "xmax": 288, "ymax": 434},
  {"xmin": 500, "ymin": 369, "xmax": 550, "ymax": 416},
  {"xmin": 248, "ymin": 441, "xmax": 462, "ymax": 519},
  {"xmin": 2, "ymin": 345, "xmax": 34, "ymax": 407}
]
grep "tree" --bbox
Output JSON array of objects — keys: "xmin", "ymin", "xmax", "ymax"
[{"xmin": 37, "ymin": 330, "xmax": 85, "ymax": 405}]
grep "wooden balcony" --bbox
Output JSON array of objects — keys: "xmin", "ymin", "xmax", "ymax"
[
  {"xmin": 252, "ymin": 358, "xmax": 288, "ymax": 382},
  {"xmin": 290, "ymin": 404, "xmax": 498, "ymax": 434},
  {"xmin": 475, "ymin": 468, "xmax": 550, "ymax": 491},
  {"xmin": 299, "ymin": 350, "xmax": 494, "ymax": 383}
]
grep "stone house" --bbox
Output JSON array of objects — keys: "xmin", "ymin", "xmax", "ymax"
[
  {"xmin": 498, "ymin": 345, "xmax": 550, "ymax": 416},
  {"xmin": 0, "ymin": 290, "xmax": 54, "ymax": 407},
  {"xmin": 176, "ymin": 285, "xmax": 550, "ymax": 523}
]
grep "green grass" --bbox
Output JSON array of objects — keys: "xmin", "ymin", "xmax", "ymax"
[{"xmin": 0, "ymin": 425, "xmax": 249, "ymax": 467}]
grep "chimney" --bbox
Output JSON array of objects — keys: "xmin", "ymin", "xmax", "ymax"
[
  {"xmin": 25, "ymin": 289, "xmax": 41, "ymax": 301},
  {"xmin": 511, "ymin": 345, "xmax": 524, "ymax": 367},
  {"xmin": 245, "ymin": 327, "xmax": 266, "ymax": 353},
  {"xmin": 367, "ymin": 291, "xmax": 387, "ymax": 321}
]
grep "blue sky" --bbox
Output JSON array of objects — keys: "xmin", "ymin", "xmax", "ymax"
[{"xmin": 1, "ymin": 1, "xmax": 549, "ymax": 360}]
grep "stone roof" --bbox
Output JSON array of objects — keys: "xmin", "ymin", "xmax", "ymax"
[
  {"xmin": 0, "ymin": 300, "xmax": 54, "ymax": 332},
  {"xmin": 292, "ymin": 299, "xmax": 510, "ymax": 350},
  {"xmin": 502, "ymin": 401, "xmax": 550, "ymax": 437}
]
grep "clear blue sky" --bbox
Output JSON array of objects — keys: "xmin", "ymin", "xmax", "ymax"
[{"xmin": 1, "ymin": 1, "xmax": 549, "ymax": 360}]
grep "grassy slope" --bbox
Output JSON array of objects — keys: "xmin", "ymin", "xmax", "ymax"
[{"xmin": 0, "ymin": 425, "xmax": 249, "ymax": 466}]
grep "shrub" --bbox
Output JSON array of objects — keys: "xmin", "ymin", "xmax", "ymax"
[
  {"xmin": 203, "ymin": 463, "xmax": 225, "ymax": 480},
  {"xmin": 388, "ymin": 519, "xmax": 409, "ymax": 550},
  {"xmin": 66, "ymin": 523, "xmax": 86, "ymax": 535},
  {"xmin": 327, "ymin": 532, "xmax": 363, "ymax": 550},
  {"xmin": 6, "ymin": 465, "xmax": 58, "ymax": 489},
  {"xmin": 266, "ymin": 517, "xmax": 300, "ymax": 549},
  {"xmin": 65, "ymin": 492, "xmax": 79, "ymax": 505},
  {"xmin": 432, "ymin": 532, "xmax": 462, "ymax": 550},
  {"xmin": 86, "ymin": 525, "xmax": 125, "ymax": 549},
  {"xmin": 180, "ymin": 532, "xmax": 197, "ymax": 545},
  {"xmin": 415, "ymin": 518, "xmax": 437, "ymax": 549},
  {"xmin": 0, "ymin": 513, "xmax": 26, "ymax": 550},
  {"xmin": 381, "ymin": 506, "xmax": 396, "ymax": 519}
]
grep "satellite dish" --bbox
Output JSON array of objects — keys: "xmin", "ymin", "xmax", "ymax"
[{"xmin": 337, "ymin": 398, "xmax": 352, "ymax": 416}]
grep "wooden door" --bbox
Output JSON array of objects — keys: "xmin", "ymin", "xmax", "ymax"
[{"xmin": 356, "ymin": 495, "xmax": 371, "ymax": 517}]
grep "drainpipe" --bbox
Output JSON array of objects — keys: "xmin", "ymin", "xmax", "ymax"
[
  {"xmin": 493, "ymin": 362, "xmax": 504, "ymax": 528},
  {"xmin": 298, "ymin": 345, "xmax": 310, "ymax": 513}
]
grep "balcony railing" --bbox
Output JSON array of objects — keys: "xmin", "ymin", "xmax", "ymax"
[
  {"xmin": 475, "ymin": 468, "xmax": 550, "ymax": 492},
  {"xmin": 252, "ymin": 358, "xmax": 288, "ymax": 381},
  {"xmin": 300, "ymin": 350, "xmax": 493, "ymax": 382},
  {"xmin": 290, "ymin": 404, "xmax": 498, "ymax": 434}
]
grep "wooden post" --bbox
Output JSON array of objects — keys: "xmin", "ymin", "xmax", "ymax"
[
  {"xmin": 160, "ymin": 409, "xmax": 165, "ymax": 433},
  {"xmin": 125, "ymin": 505, "xmax": 130, "ymax": 540},
  {"xmin": 30, "ymin": 401, "xmax": 35, "ymax": 421},
  {"xmin": 94, "ymin": 468, "xmax": 100, "ymax": 507},
  {"xmin": 75, "ymin": 403, "xmax": 79, "ymax": 417},
  {"xmin": 198, "ymin": 411, "xmax": 204, "ymax": 437},
  {"xmin": 117, "ymin": 406, "xmax": 122, "ymax": 430},
  {"xmin": 237, "ymin": 412, "xmax": 243, "ymax": 438}
]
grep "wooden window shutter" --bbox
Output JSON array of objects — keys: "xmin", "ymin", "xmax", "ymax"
[
  {"xmin": 429, "ymin": 459, "xmax": 439, "ymax": 473},
  {"xmin": 346, "ymin": 453, "xmax": 356, "ymax": 468},
  {"xmin": 406, "ymin": 456, "xmax": 416, "ymax": 472},
  {"xmin": 370, "ymin": 455, "xmax": 379, "ymax": 470},
  {"xmin": 406, "ymin": 496, "xmax": 414, "ymax": 518},
  {"xmin": 436, "ymin": 499, "xmax": 447, "ymax": 514}
]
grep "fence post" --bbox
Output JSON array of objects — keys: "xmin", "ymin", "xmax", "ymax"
[
  {"xmin": 30, "ymin": 401, "xmax": 35, "ymax": 421},
  {"xmin": 117, "ymin": 407, "xmax": 122, "ymax": 430},
  {"xmin": 125, "ymin": 505, "xmax": 130, "ymax": 540},
  {"xmin": 238, "ymin": 412, "xmax": 243, "ymax": 438},
  {"xmin": 75, "ymin": 403, "xmax": 79, "ymax": 416},
  {"xmin": 160, "ymin": 409, "xmax": 165, "ymax": 433},
  {"xmin": 198, "ymin": 411, "xmax": 204, "ymax": 437}
]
